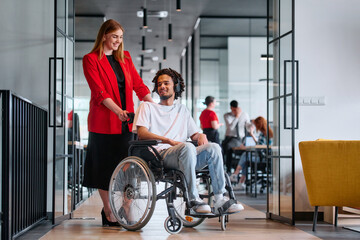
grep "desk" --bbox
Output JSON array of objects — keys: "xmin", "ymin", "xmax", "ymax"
[{"xmin": 232, "ymin": 145, "xmax": 269, "ymax": 197}]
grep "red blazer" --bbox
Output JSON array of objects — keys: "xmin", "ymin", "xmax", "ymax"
[{"xmin": 83, "ymin": 51, "xmax": 150, "ymax": 134}]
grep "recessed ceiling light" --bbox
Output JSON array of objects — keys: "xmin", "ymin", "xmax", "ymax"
[
  {"xmin": 143, "ymin": 48, "xmax": 155, "ymax": 53},
  {"xmin": 136, "ymin": 56, "xmax": 159, "ymax": 62},
  {"xmin": 139, "ymin": 68, "xmax": 157, "ymax": 74},
  {"xmin": 137, "ymin": 11, "xmax": 168, "ymax": 18}
]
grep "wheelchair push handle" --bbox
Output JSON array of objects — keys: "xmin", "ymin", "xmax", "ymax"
[{"xmin": 127, "ymin": 112, "xmax": 135, "ymax": 124}]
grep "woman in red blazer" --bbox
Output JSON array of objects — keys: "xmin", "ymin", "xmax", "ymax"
[{"xmin": 82, "ymin": 19, "xmax": 153, "ymax": 226}]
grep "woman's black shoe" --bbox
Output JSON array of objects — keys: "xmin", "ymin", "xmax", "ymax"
[{"xmin": 101, "ymin": 209, "xmax": 121, "ymax": 227}]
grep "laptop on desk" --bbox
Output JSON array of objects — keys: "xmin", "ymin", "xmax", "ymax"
[{"xmin": 244, "ymin": 136, "xmax": 256, "ymax": 147}]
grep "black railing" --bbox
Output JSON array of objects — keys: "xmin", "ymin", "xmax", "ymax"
[{"xmin": 1, "ymin": 90, "xmax": 47, "ymax": 239}]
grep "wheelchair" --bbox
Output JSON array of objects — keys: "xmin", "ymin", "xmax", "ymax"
[{"xmin": 108, "ymin": 140, "xmax": 240, "ymax": 234}]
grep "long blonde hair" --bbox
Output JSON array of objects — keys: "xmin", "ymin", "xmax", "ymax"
[{"xmin": 91, "ymin": 19, "xmax": 125, "ymax": 62}]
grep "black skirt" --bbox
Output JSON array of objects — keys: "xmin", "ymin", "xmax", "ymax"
[{"xmin": 83, "ymin": 128, "xmax": 133, "ymax": 191}]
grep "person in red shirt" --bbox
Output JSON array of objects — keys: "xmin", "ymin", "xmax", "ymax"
[
  {"xmin": 82, "ymin": 19, "xmax": 153, "ymax": 226},
  {"xmin": 199, "ymin": 96, "xmax": 223, "ymax": 144}
]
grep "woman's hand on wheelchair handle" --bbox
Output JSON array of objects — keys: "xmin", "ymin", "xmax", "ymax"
[{"xmin": 116, "ymin": 109, "xmax": 129, "ymax": 122}]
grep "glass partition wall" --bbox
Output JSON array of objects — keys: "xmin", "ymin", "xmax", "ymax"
[
  {"xmin": 50, "ymin": 0, "xmax": 74, "ymax": 223},
  {"xmin": 198, "ymin": 13, "xmax": 297, "ymax": 225},
  {"xmin": 198, "ymin": 17, "xmax": 270, "ymax": 212},
  {"xmin": 198, "ymin": 17, "xmax": 268, "ymax": 143},
  {"xmin": 267, "ymin": 0, "xmax": 297, "ymax": 225},
  {"xmin": 72, "ymin": 15, "xmax": 106, "ymax": 205}
]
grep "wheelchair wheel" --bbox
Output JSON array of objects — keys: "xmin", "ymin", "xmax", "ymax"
[
  {"xmin": 165, "ymin": 177, "xmax": 211, "ymax": 228},
  {"xmin": 219, "ymin": 216, "xmax": 226, "ymax": 231},
  {"xmin": 109, "ymin": 156, "xmax": 156, "ymax": 231},
  {"xmin": 220, "ymin": 215, "xmax": 227, "ymax": 231},
  {"xmin": 164, "ymin": 216, "xmax": 183, "ymax": 234}
]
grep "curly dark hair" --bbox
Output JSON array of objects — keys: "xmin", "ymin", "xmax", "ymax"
[{"xmin": 152, "ymin": 68, "xmax": 185, "ymax": 100}]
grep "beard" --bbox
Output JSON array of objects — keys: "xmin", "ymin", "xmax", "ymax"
[{"xmin": 160, "ymin": 94, "xmax": 172, "ymax": 100}]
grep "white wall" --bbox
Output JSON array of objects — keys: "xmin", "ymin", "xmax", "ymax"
[
  {"xmin": 295, "ymin": 0, "xmax": 360, "ymax": 211},
  {"xmin": 0, "ymin": 0, "xmax": 54, "ymax": 107},
  {"xmin": 0, "ymin": 0, "xmax": 54, "ymax": 213}
]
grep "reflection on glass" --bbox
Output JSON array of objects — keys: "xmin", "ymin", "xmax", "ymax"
[
  {"xmin": 57, "ymin": 0, "xmax": 66, "ymax": 33},
  {"xmin": 55, "ymin": 157, "xmax": 65, "ymax": 217},
  {"xmin": 279, "ymin": 0, "xmax": 293, "ymax": 36},
  {"xmin": 67, "ymin": 0, "xmax": 74, "ymax": 38},
  {"xmin": 279, "ymin": 34, "xmax": 292, "ymax": 99},
  {"xmin": 66, "ymin": 98, "xmax": 74, "ymax": 214},
  {"xmin": 49, "ymin": 58, "xmax": 55, "ymax": 126},
  {"xmin": 270, "ymin": 99, "xmax": 279, "ymax": 156},
  {"xmin": 272, "ymin": 0, "xmax": 279, "ymax": 39},
  {"xmin": 279, "ymin": 157, "xmax": 292, "ymax": 218},
  {"xmin": 269, "ymin": 157, "xmax": 279, "ymax": 215},
  {"xmin": 66, "ymin": 38, "xmax": 74, "ymax": 96},
  {"xmin": 279, "ymin": 98, "xmax": 292, "ymax": 157}
]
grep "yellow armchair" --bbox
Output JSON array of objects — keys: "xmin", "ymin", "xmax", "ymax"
[{"xmin": 299, "ymin": 140, "xmax": 360, "ymax": 231}]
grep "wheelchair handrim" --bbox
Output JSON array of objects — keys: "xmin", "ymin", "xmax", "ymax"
[{"xmin": 109, "ymin": 156, "xmax": 156, "ymax": 230}]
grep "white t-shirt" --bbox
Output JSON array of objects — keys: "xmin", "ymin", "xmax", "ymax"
[
  {"xmin": 224, "ymin": 111, "xmax": 250, "ymax": 139},
  {"xmin": 133, "ymin": 102, "xmax": 200, "ymax": 151}
]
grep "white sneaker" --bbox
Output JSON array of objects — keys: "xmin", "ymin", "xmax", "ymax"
[
  {"xmin": 229, "ymin": 173, "xmax": 238, "ymax": 183},
  {"xmin": 214, "ymin": 197, "xmax": 244, "ymax": 214},
  {"xmin": 190, "ymin": 198, "xmax": 211, "ymax": 213},
  {"xmin": 233, "ymin": 182, "xmax": 246, "ymax": 190}
]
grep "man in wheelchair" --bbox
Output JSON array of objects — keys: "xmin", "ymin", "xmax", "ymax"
[{"xmin": 132, "ymin": 68, "xmax": 244, "ymax": 215}]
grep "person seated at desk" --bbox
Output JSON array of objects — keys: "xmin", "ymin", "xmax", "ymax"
[
  {"xmin": 222, "ymin": 100, "xmax": 250, "ymax": 173},
  {"xmin": 133, "ymin": 68, "xmax": 244, "ymax": 214},
  {"xmin": 230, "ymin": 116, "xmax": 273, "ymax": 190}
]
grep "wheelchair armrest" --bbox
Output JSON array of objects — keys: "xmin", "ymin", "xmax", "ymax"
[
  {"xmin": 128, "ymin": 140, "xmax": 164, "ymax": 169},
  {"xmin": 129, "ymin": 139, "xmax": 162, "ymax": 146}
]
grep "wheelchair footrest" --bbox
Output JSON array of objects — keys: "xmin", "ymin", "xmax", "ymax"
[
  {"xmin": 186, "ymin": 208, "xmax": 215, "ymax": 217},
  {"xmin": 215, "ymin": 199, "xmax": 237, "ymax": 215},
  {"xmin": 184, "ymin": 206, "xmax": 240, "ymax": 219}
]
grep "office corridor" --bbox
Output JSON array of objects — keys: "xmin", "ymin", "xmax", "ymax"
[{"xmin": 39, "ymin": 191, "xmax": 319, "ymax": 240}]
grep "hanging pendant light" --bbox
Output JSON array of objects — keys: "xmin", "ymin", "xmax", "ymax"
[
  {"xmin": 142, "ymin": 36, "xmax": 146, "ymax": 51},
  {"xmin": 159, "ymin": 62, "xmax": 162, "ymax": 71},
  {"xmin": 162, "ymin": 0, "xmax": 167, "ymax": 62},
  {"xmin": 168, "ymin": 23, "xmax": 172, "ymax": 41},
  {"xmin": 176, "ymin": 0, "xmax": 181, "ymax": 11},
  {"xmin": 141, "ymin": 55, "xmax": 144, "ymax": 67},
  {"xmin": 163, "ymin": 46, "xmax": 167, "ymax": 61},
  {"xmin": 143, "ymin": 8, "xmax": 148, "ymax": 28},
  {"xmin": 143, "ymin": 0, "xmax": 148, "ymax": 28},
  {"xmin": 168, "ymin": 0, "xmax": 172, "ymax": 41}
]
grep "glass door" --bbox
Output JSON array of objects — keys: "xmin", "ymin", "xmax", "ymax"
[
  {"xmin": 267, "ymin": 0, "xmax": 298, "ymax": 225},
  {"xmin": 50, "ymin": 0, "xmax": 74, "ymax": 224}
]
